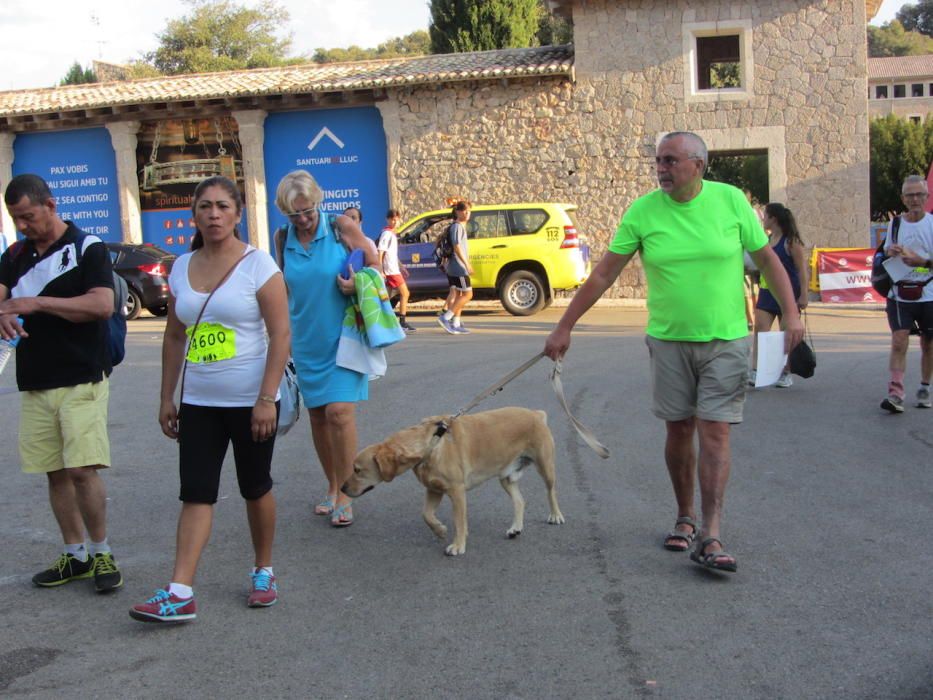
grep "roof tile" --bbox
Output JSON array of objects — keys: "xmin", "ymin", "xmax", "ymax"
[
  {"xmin": 868, "ymin": 54, "xmax": 933, "ymax": 80},
  {"xmin": 0, "ymin": 45, "xmax": 574, "ymax": 118}
]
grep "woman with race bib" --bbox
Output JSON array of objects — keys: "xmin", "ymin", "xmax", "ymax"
[{"xmin": 130, "ymin": 176, "xmax": 290, "ymax": 624}]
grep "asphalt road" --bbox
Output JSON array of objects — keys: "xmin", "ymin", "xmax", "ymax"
[{"xmin": 1, "ymin": 304, "xmax": 930, "ymax": 699}]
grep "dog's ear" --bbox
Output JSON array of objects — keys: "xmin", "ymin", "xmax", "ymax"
[
  {"xmin": 374, "ymin": 435, "xmax": 426, "ymax": 481},
  {"xmin": 373, "ymin": 444, "xmax": 400, "ymax": 482}
]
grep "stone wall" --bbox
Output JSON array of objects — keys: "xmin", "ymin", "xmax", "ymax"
[{"xmin": 385, "ymin": 0, "xmax": 871, "ymax": 298}]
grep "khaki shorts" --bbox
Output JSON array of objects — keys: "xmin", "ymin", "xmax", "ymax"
[
  {"xmin": 19, "ymin": 380, "xmax": 111, "ymax": 474},
  {"xmin": 645, "ymin": 336, "xmax": 750, "ymax": 424}
]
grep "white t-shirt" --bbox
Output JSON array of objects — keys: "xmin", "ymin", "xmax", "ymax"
[
  {"xmin": 377, "ymin": 228, "xmax": 400, "ymax": 276},
  {"xmin": 887, "ymin": 213, "xmax": 933, "ymax": 302},
  {"xmin": 170, "ymin": 246, "xmax": 281, "ymax": 406}
]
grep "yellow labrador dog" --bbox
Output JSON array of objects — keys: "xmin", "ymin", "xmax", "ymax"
[{"xmin": 343, "ymin": 407, "xmax": 564, "ymax": 556}]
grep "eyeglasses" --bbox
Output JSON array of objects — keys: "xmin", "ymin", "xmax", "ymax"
[
  {"xmin": 286, "ymin": 207, "xmax": 318, "ymax": 220},
  {"xmin": 655, "ymin": 155, "xmax": 701, "ymax": 167},
  {"xmin": 902, "ymin": 192, "xmax": 927, "ymax": 199}
]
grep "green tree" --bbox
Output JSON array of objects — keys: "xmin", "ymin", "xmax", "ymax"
[
  {"xmin": 146, "ymin": 0, "xmax": 295, "ymax": 74},
  {"xmin": 536, "ymin": 0, "xmax": 572, "ymax": 45},
  {"xmin": 429, "ymin": 0, "xmax": 540, "ymax": 53},
  {"xmin": 869, "ymin": 115, "xmax": 933, "ymax": 220},
  {"xmin": 705, "ymin": 153, "xmax": 769, "ymax": 205},
  {"xmin": 313, "ymin": 30, "xmax": 430, "ymax": 64},
  {"xmin": 897, "ymin": 0, "xmax": 933, "ymax": 37},
  {"xmin": 709, "ymin": 62, "xmax": 741, "ymax": 88},
  {"xmin": 59, "ymin": 62, "xmax": 97, "ymax": 85},
  {"xmin": 867, "ymin": 20, "xmax": 933, "ymax": 57},
  {"xmin": 123, "ymin": 61, "xmax": 163, "ymax": 79}
]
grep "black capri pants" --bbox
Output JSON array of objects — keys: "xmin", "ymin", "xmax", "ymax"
[{"xmin": 178, "ymin": 403, "xmax": 277, "ymax": 504}]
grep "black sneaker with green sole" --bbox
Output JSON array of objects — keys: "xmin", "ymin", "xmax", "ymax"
[
  {"xmin": 32, "ymin": 553, "xmax": 94, "ymax": 587},
  {"xmin": 92, "ymin": 552, "xmax": 123, "ymax": 593}
]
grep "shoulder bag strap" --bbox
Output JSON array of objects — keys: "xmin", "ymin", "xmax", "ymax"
[
  {"xmin": 274, "ymin": 225, "xmax": 287, "ymax": 272},
  {"xmin": 178, "ymin": 248, "xmax": 256, "ymax": 405},
  {"xmin": 802, "ymin": 308, "xmax": 814, "ymax": 351},
  {"xmin": 328, "ymin": 214, "xmax": 351, "ymax": 252}
]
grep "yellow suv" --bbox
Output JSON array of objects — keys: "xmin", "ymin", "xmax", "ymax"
[{"xmin": 396, "ymin": 203, "xmax": 590, "ymax": 315}]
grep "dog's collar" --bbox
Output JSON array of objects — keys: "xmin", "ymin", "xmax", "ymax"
[{"xmin": 412, "ymin": 421, "xmax": 450, "ymax": 472}]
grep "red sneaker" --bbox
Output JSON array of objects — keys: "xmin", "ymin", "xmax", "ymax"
[
  {"xmin": 248, "ymin": 569, "xmax": 278, "ymax": 608},
  {"xmin": 129, "ymin": 589, "xmax": 197, "ymax": 623}
]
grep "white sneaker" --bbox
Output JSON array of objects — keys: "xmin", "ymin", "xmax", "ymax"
[
  {"xmin": 917, "ymin": 386, "xmax": 931, "ymax": 408},
  {"xmin": 775, "ymin": 371, "xmax": 793, "ymax": 388}
]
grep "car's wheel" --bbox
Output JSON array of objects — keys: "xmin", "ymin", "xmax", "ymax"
[
  {"xmin": 146, "ymin": 305, "xmax": 168, "ymax": 317},
  {"xmin": 499, "ymin": 270, "xmax": 546, "ymax": 316},
  {"xmin": 125, "ymin": 288, "xmax": 142, "ymax": 321}
]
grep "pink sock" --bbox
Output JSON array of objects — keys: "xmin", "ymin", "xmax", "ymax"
[{"xmin": 889, "ymin": 370, "xmax": 905, "ymax": 399}]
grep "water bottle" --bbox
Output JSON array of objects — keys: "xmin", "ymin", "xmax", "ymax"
[{"xmin": 0, "ymin": 317, "xmax": 24, "ymax": 376}]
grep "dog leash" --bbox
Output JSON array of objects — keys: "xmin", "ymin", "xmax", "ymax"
[
  {"xmin": 549, "ymin": 359, "xmax": 610, "ymax": 459},
  {"xmin": 422, "ymin": 352, "xmax": 609, "ymax": 462}
]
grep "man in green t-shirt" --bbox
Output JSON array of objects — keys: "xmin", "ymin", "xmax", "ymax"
[{"xmin": 544, "ymin": 131, "xmax": 804, "ymax": 574}]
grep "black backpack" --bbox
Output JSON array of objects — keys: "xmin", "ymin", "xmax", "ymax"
[
  {"xmin": 108, "ymin": 272, "xmax": 128, "ymax": 367},
  {"xmin": 432, "ymin": 223, "xmax": 454, "ymax": 270},
  {"xmin": 871, "ymin": 216, "xmax": 900, "ymax": 298}
]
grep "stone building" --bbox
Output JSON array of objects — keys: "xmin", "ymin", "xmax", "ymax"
[
  {"xmin": 0, "ymin": 0, "xmax": 880, "ymax": 297},
  {"xmin": 868, "ymin": 54, "xmax": 933, "ymax": 121}
]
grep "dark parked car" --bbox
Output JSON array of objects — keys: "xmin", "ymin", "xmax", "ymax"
[{"xmin": 106, "ymin": 243, "xmax": 176, "ymax": 320}]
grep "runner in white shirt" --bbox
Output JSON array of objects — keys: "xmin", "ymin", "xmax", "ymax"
[
  {"xmin": 376, "ymin": 209, "xmax": 415, "ymax": 332},
  {"xmin": 880, "ymin": 174, "xmax": 933, "ymax": 413}
]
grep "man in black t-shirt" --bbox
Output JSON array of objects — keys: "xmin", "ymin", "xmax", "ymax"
[{"xmin": 0, "ymin": 174, "xmax": 122, "ymax": 592}]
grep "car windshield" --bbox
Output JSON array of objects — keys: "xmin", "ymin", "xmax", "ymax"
[{"xmin": 399, "ymin": 216, "xmax": 451, "ymax": 244}]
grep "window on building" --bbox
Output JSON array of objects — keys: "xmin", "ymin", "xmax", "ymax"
[
  {"xmin": 909, "ymin": 115, "xmax": 922, "ymax": 124},
  {"xmin": 684, "ymin": 20, "xmax": 753, "ymax": 102},
  {"xmin": 696, "ymin": 35, "xmax": 741, "ymax": 89},
  {"xmin": 876, "ymin": 85, "xmax": 888, "ymax": 99},
  {"xmin": 705, "ymin": 150, "xmax": 770, "ymax": 207},
  {"xmin": 913, "ymin": 83, "xmax": 924, "ymax": 97},
  {"xmin": 894, "ymin": 84, "xmax": 906, "ymax": 98}
]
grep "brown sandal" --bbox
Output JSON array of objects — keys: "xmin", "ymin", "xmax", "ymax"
[
  {"xmin": 690, "ymin": 537, "xmax": 737, "ymax": 573},
  {"xmin": 663, "ymin": 516, "xmax": 697, "ymax": 551}
]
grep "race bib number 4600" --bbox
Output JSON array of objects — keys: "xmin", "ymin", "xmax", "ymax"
[{"xmin": 186, "ymin": 322, "xmax": 236, "ymax": 364}]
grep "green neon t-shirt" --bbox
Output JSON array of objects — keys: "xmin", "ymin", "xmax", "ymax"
[{"xmin": 609, "ymin": 181, "xmax": 768, "ymax": 341}]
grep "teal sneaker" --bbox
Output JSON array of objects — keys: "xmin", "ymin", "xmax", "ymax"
[
  {"xmin": 129, "ymin": 589, "xmax": 197, "ymax": 623},
  {"xmin": 247, "ymin": 569, "xmax": 278, "ymax": 608}
]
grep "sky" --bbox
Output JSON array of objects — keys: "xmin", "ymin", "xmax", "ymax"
[
  {"xmin": 0, "ymin": 0, "xmax": 916, "ymax": 92},
  {"xmin": 0, "ymin": 0, "xmax": 432, "ymax": 91}
]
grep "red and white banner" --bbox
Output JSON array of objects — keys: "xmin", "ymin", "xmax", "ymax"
[{"xmin": 817, "ymin": 248, "xmax": 884, "ymax": 303}]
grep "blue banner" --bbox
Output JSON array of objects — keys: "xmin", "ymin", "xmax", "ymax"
[
  {"xmin": 263, "ymin": 108, "xmax": 388, "ymax": 246},
  {"xmin": 12, "ymin": 128, "xmax": 121, "ymax": 242},
  {"xmin": 141, "ymin": 209, "xmax": 197, "ymax": 255},
  {"xmin": 140, "ymin": 207, "xmax": 251, "ymax": 256}
]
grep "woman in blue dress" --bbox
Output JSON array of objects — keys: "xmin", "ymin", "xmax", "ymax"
[{"xmin": 274, "ymin": 171, "xmax": 378, "ymax": 527}]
